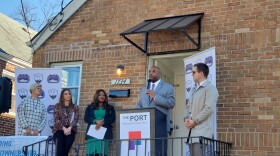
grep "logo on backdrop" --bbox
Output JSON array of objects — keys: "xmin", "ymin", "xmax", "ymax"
[
  {"xmin": 48, "ymin": 119, "xmax": 54, "ymax": 129},
  {"xmin": 47, "ymin": 75, "xmax": 60, "ymax": 83},
  {"xmin": 17, "ymin": 74, "xmax": 30, "ymax": 83},
  {"xmin": 18, "ymin": 89, "xmax": 28, "ymax": 99},
  {"xmin": 48, "ymin": 89, "xmax": 58, "ymax": 99},
  {"xmin": 186, "ymin": 80, "xmax": 192, "ymax": 92},
  {"xmin": 47, "ymin": 105, "xmax": 55, "ymax": 114},
  {"xmin": 34, "ymin": 73, "xmax": 43, "ymax": 84},
  {"xmin": 185, "ymin": 63, "xmax": 193, "ymax": 74},
  {"xmin": 205, "ymin": 56, "xmax": 213, "ymax": 67},
  {"xmin": 186, "ymin": 99, "xmax": 189, "ymax": 105}
]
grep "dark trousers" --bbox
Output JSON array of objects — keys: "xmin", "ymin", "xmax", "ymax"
[{"xmin": 53, "ymin": 130, "xmax": 76, "ymax": 156}]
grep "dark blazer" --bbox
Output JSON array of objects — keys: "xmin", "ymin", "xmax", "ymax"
[{"xmin": 84, "ymin": 103, "xmax": 116, "ymax": 140}]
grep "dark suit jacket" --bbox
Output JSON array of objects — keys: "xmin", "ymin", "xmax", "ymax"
[{"xmin": 84, "ymin": 103, "xmax": 116, "ymax": 140}]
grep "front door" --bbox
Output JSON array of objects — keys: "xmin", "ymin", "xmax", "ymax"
[
  {"xmin": 151, "ymin": 57, "xmax": 189, "ymax": 156},
  {"xmin": 168, "ymin": 74, "xmax": 187, "ymax": 156}
]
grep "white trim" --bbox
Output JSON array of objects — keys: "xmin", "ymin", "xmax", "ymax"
[
  {"xmin": 0, "ymin": 52, "xmax": 32, "ymax": 68},
  {"xmin": 148, "ymin": 51, "xmax": 196, "ymax": 59},
  {"xmin": 30, "ymin": 0, "xmax": 88, "ymax": 53},
  {"xmin": 2, "ymin": 69, "xmax": 15, "ymax": 79},
  {"xmin": 51, "ymin": 61, "xmax": 83, "ymax": 67}
]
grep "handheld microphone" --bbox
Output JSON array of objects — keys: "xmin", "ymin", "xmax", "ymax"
[
  {"xmin": 147, "ymin": 79, "xmax": 151, "ymax": 90},
  {"xmin": 146, "ymin": 79, "xmax": 151, "ymax": 95}
]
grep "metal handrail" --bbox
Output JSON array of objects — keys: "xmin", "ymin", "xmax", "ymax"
[
  {"xmin": 74, "ymin": 136, "xmax": 232, "ymax": 156},
  {"xmin": 22, "ymin": 136, "xmax": 232, "ymax": 156},
  {"xmin": 22, "ymin": 136, "xmax": 55, "ymax": 156}
]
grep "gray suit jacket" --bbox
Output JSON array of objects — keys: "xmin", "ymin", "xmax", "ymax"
[
  {"xmin": 136, "ymin": 80, "xmax": 175, "ymax": 132},
  {"xmin": 184, "ymin": 80, "xmax": 219, "ymax": 143}
]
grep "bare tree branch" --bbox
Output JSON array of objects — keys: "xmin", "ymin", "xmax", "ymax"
[{"xmin": 11, "ymin": 0, "xmax": 73, "ymax": 31}]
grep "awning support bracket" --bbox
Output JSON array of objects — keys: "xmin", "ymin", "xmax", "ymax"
[
  {"xmin": 122, "ymin": 36, "xmax": 147, "ymax": 54},
  {"xmin": 181, "ymin": 18, "xmax": 202, "ymax": 49}
]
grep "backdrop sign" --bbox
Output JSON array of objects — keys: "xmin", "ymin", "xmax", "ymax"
[
  {"xmin": 15, "ymin": 68, "xmax": 62, "ymax": 136},
  {"xmin": 0, "ymin": 136, "xmax": 48, "ymax": 156},
  {"xmin": 183, "ymin": 47, "xmax": 217, "ymax": 137},
  {"xmin": 120, "ymin": 112, "xmax": 151, "ymax": 156}
]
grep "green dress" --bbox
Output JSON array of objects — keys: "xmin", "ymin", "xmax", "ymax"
[{"xmin": 86, "ymin": 107, "xmax": 109, "ymax": 155}]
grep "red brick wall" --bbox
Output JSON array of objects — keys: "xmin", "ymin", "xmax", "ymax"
[
  {"xmin": 0, "ymin": 114, "xmax": 15, "ymax": 136},
  {"xmin": 30, "ymin": 0, "xmax": 280, "ymax": 155}
]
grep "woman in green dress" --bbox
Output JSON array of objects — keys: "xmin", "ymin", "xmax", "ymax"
[{"xmin": 84, "ymin": 89, "xmax": 116, "ymax": 156}]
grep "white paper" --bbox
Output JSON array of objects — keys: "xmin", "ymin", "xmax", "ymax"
[{"xmin": 87, "ymin": 125, "xmax": 107, "ymax": 139}]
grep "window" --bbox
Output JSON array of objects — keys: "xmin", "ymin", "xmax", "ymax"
[
  {"xmin": 2, "ymin": 69, "xmax": 16, "ymax": 114},
  {"xmin": 52, "ymin": 62, "xmax": 82, "ymax": 105}
]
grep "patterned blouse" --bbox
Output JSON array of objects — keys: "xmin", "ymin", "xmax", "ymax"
[
  {"xmin": 52, "ymin": 103, "xmax": 79, "ymax": 134},
  {"xmin": 17, "ymin": 96, "xmax": 47, "ymax": 136}
]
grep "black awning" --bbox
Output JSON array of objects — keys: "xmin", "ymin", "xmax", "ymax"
[
  {"xmin": 120, "ymin": 13, "xmax": 204, "ymax": 55},
  {"xmin": 120, "ymin": 13, "xmax": 203, "ymax": 36}
]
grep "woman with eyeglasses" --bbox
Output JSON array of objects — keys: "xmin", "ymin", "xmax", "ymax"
[
  {"xmin": 84, "ymin": 89, "xmax": 116, "ymax": 156},
  {"xmin": 53, "ymin": 89, "xmax": 79, "ymax": 156}
]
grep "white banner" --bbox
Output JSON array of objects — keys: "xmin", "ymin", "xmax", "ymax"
[
  {"xmin": 0, "ymin": 136, "xmax": 48, "ymax": 156},
  {"xmin": 15, "ymin": 68, "xmax": 62, "ymax": 136},
  {"xmin": 120, "ymin": 112, "xmax": 151, "ymax": 156},
  {"xmin": 183, "ymin": 47, "xmax": 217, "ymax": 137}
]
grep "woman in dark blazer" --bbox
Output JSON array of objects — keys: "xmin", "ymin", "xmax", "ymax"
[{"xmin": 84, "ymin": 89, "xmax": 116, "ymax": 156}]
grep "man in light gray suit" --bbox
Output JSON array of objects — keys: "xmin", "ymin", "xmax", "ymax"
[
  {"xmin": 136, "ymin": 66, "xmax": 175, "ymax": 133},
  {"xmin": 184, "ymin": 63, "xmax": 219, "ymax": 156}
]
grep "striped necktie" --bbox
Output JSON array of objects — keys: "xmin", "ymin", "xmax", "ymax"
[{"xmin": 152, "ymin": 83, "xmax": 155, "ymax": 91}]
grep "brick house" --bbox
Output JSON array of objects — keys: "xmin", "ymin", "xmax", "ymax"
[
  {"xmin": 22, "ymin": 0, "xmax": 280, "ymax": 155},
  {"xmin": 0, "ymin": 13, "xmax": 34, "ymax": 135}
]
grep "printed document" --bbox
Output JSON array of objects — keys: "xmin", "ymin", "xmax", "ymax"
[{"xmin": 87, "ymin": 125, "xmax": 107, "ymax": 139}]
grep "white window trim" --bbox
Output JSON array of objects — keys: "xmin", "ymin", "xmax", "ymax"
[{"xmin": 51, "ymin": 62, "xmax": 82, "ymax": 105}]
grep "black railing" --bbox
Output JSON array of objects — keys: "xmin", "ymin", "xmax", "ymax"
[
  {"xmin": 22, "ymin": 136, "xmax": 55, "ymax": 156},
  {"xmin": 22, "ymin": 136, "xmax": 232, "ymax": 156},
  {"xmin": 74, "ymin": 137, "xmax": 232, "ymax": 156}
]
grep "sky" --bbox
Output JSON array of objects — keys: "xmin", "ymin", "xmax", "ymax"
[
  {"xmin": 0, "ymin": 0, "xmax": 71, "ymax": 31},
  {"xmin": 0, "ymin": 0, "xmax": 22, "ymax": 16}
]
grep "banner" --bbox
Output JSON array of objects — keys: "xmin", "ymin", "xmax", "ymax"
[
  {"xmin": 183, "ymin": 47, "xmax": 217, "ymax": 137},
  {"xmin": 120, "ymin": 112, "xmax": 151, "ymax": 156},
  {"xmin": 0, "ymin": 136, "xmax": 48, "ymax": 156},
  {"xmin": 15, "ymin": 68, "xmax": 62, "ymax": 136}
]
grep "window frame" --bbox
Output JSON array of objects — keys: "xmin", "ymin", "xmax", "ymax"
[{"xmin": 51, "ymin": 62, "xmax": 82, "ymax": 105}]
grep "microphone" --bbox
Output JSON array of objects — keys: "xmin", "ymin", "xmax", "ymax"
[
  {"xmin": 146, "ymin": 79, "xmax": 151, "ymax": 95},
  {"xmin": 147, "ymin": 79, "xmax": 151, "ymax": 90}
]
